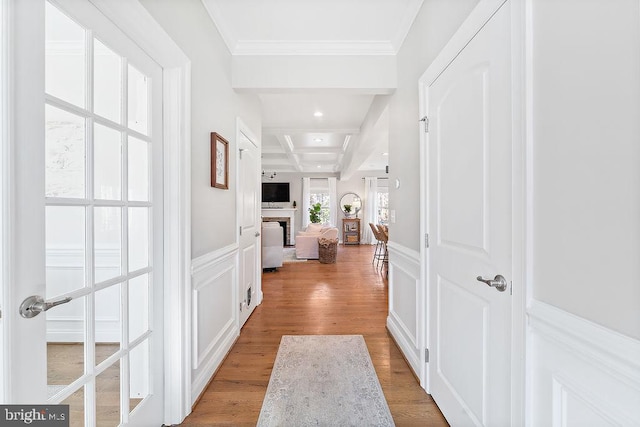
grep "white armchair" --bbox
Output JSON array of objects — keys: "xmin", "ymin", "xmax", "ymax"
[
  {"xmin": 295, "ymin": 224, "xmax": 339, "ymax": 259},
  {"xmin": 262, "ymin": 222, "xmax": 283, "ymax": 270}
]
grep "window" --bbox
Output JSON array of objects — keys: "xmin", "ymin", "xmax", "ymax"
[
  {"xmin": 377, "ymin": 187, "xmax": 389, "ymax": 225},
  {"xmin": 310, "ymin": 178, "xmax": 330, "ymax": 224}
]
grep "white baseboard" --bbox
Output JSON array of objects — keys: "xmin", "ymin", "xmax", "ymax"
[
  {"xmin": 190, "ymin": 319, "xmax": 238, "ymax": 404},
  {"xmin": 386, "ymin": 242, "xmax": 422, "ymax": 379},
  {"xmin": 528, "ymin": 301, "xmax": 640, "ymax": 426}
]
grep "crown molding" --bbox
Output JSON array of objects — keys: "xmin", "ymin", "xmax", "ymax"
[
  {"xmin": 391, "ymin": 0, "xmax": 425, "ymax": 51},
  {"xmin": 201, "ymin": 0, "xmax": 236, "ymax": 55},
  {"xmin": 232, "ymin": 40, "xmax": 396, "ymax": 56}
]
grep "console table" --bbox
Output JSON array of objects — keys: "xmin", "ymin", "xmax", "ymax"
[
  {"xmin": 261, "ymin": 208, "xmax": 296, "ymax": 245},
  {"xmin": 342, "ymin": 218, "xmax": 361, "ymax": 245}
]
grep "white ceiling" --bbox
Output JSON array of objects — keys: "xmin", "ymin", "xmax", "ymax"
[{"xmin": 202, "ymin": 0, "xmax": 423, "ymax": 175}]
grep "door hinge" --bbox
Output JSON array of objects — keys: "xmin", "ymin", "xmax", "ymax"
[
  {"xmin": 425, "ymin": 233, "xmax": 429, "ymax": 248},
  {"xmin": 425, "ymin": 348, "xmax": 430, "ymax": 362},
  {"xmin": 239, "ymin": 226, "xmax": 242, "ymax": 236},
  {"xmin": 239, "ymin": 148, "xmax": 245, "ymax": 159},
  {"xmin": 419, "ymin": 116, "xmax": 429, "ymax": 133},
  {"xmin": 510, "ymin": 281, "xmax": 513, "ymax": 296}
]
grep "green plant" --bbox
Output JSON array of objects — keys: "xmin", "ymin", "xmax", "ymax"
[
  {"xmin": 343, "ymin": 204, "xmax": 352, "ymax": 213},
  {"xmin": 309, "ymin": 202, "xmax": 322, "ymax": 223}
]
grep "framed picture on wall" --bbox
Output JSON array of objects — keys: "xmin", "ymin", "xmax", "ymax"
[{"xmin": 211, "ymin": 132, "xmax": 229, "ymax": 189}]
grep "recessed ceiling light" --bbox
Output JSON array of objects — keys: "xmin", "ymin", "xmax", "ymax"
[
  {"xmin": 317, "ymin": 165, "xmax": 322, "ymax": 168},
  {"xmin": 313, "ymin": 111, "xmax": 323, "ymax": 117},
  {"xmin": 382, "ymin": 152, "xmax": 389, "ymax": 156},
  {"xmin": 314, "ymin": 138, "xmax": 323, "ymax": 143}
]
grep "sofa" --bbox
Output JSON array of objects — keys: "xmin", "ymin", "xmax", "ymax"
[
  {"xmin": 295, "ymin": 223, "xmax": 339, "ymax": 259},
  {"xmin": 261, "ymin": 222, "xmax": 283, "ymax": 270}
]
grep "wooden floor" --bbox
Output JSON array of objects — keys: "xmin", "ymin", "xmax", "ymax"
[{"xmin": 182, "ymin": 244, "xmax": 448, "ymax": 426}]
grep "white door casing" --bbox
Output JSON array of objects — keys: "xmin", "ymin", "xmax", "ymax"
[
  {"xmin": 237, "ymin": 119, "xmax": 261, "ymax": 328},
  {"xmin": 5, "ymin": 0, "xmax": 170, "ymax": 424},
  {"xmin": 420, "ymin": 1, "xmax": 517, "ymax": 425}
]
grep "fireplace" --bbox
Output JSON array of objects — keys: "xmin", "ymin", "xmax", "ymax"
[
  {"xmin": 261, "ymin": 208, "xmax": 296, "ymax": 245},
  {"xmin": 263, "ymin": 217, "xmax": 291, "ymax": 245}
]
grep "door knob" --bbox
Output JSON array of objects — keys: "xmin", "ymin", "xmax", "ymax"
[
  {"xmin": 255, "ymin": 231, "xmax": 260, "ymax": 237},
  {"xmin": 20, "ymin": 295, "xmax": 72, "ymax": 318},
  {"xmin": 476, "ymin": 275, "xmax": 508, "ymax": 292}
]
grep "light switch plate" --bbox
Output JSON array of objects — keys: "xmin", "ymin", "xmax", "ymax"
[{"xmin": 390, "ymin": 210, "xmax": 396, "ymax": 223}]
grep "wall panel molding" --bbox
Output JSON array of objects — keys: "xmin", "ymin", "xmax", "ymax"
[
  {"xmin": 386, "ymin": 241, "xmax": 422, "ymax": 378},
  {"xmin": 190, "ymin": 244, "xmax": 239, "ymax": 404},
  {"xmin": 528, "ymin": 300, "xmax": 640, "ymax": 425}
]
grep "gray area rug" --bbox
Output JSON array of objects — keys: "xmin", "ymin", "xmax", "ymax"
[{"xmin": 257, "ymin": 335, "xmax": 395, "ymax": 427}]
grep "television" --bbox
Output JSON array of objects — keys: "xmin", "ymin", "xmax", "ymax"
[{"xmin": 262, "ymin": 182, "xmax": 290, "ymax": 202}]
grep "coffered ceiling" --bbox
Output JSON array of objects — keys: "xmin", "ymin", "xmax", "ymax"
[{"xmin": 202, "ymin": 0, "xmax": 423, "ymax": 176}]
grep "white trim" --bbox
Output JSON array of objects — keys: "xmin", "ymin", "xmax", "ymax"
[
  {"xmin": 235, "ymin": 117, "xmax": 262, "ymax": 329},
  {"xmin": 200, "ymin": 0, "xmax": 235, "ymax": 56},
  {"xmin": 190, "ymin": 318, "xmax": 237, "ymax": 404},
  {"xmin": 418, "ymin": 0, "xmax": 508, "ymax": 86},
  {"xmin": 390, "ymin": 0, "xmax": 425, "ymax": 52},
  {"xmin": 232, "ymin": 40, "xmax": 396, "ymax": 56},
  {"xmin": 528, "ymin": 301, "xmax": 640, "ymax": 386},
  {"xmin": 191, "ymin": 243, "xmax": 238, "ymax": 276},
  {"xmin": 418, "ymin": 0, "xmax": 526, "ymax": 423},
  {"xmin": 509, "ymin": 1, "xmax": 528, "ymax": 424},
  {"xmin": 189, "ymin": 244, "xmax": 239, "ymax": 404},
  {"xmin": 386, "ymin": 241, "xmax": 423, "ymax": 382},
  {"xmin": 162, "ymin": 63, "xmax": 192, "ymax": 426},
  {"xmin": 86, "ymin": 1, "xmax": 192, "ymax": 424},
  {"xmin": 0, "ymin": 0, "xmax": 9, "ymax": 402},
  {"xmin": 528, "ymin": 300, "xmax": 640, "ymax": 425}
]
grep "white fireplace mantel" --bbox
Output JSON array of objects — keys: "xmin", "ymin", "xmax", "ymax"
[{"xmin": 261, "ymin": 208, "xmax": 297, "ymax": 244}]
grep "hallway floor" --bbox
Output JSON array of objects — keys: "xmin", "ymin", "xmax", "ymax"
[{"xmin": 182, "ymin": 244, "xmax": 448, "ymax": 426}]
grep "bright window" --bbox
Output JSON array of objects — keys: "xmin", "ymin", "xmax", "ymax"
[
  {"xmin": 377, "ymin": 188, "xmax": 389, "ymax": 224},
  {"xmin": 309, "ymin": 178, "xmax": 330, "ymax": 224}
]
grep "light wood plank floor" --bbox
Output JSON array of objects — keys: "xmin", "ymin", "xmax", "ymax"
[{"xmin": 182, "ymin": 244, "xmax": 448, "ymax": 426}]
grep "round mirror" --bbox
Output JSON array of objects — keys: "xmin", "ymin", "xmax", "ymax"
[{"xmin": 340, "ymin": 193, "xmax": 362, "ymax": 217}]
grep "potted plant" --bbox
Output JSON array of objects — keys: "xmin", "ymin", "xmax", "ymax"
[
  {"xmin": 343, "ymin": 204, "xmax": 352, "ymax": 217},
  {"xmin": 309, "ymin": 203, "xmax": 322, "ymax": 223}
]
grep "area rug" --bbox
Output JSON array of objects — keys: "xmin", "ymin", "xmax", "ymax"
[
  {"xmin": 257, "ymin": 335, "xmax": 395, "ymax": 427},
  {"xmin": 283, "ymin": 247, "xmax": 307, "ymax": 263}
]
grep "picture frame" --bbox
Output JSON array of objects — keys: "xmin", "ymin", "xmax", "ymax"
[{"xmin": 211, "ymin": 132, "xmax": 229, "ymax": 189}]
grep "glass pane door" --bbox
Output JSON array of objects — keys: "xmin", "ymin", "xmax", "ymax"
[{"xmin": 44, "ymin": 2, "xmax": 162, "ymax": 425}]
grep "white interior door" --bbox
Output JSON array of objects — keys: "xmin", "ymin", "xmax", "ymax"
[
  {"xmin": 237, "ymin": 124, "xmax": 261, "ymax": 327},
  {"xmin": 6, "ymin": 0, "xmax": 164, "ymax": 424},
  {"xmin": 424, "ymin": 2, "xmax": 512, "ymax": 426}
]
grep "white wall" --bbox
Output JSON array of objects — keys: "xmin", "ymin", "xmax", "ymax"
[
  {"xmin": 527, "ymin": 1, "xmax": 640, "ymax": 423},
  {"xmin": 388, "ymin": 0, "xmax": 480, "ymax": 252},
  {"xmin": 141, "ymin": 0, "xmax": 261, "ymax": 259},
  {"xmin": 385, "ymin": 0, "xmax": 480, "ymax": 380},
  {"xmin": 233, "ymin": 55, "xmax": 396, "ymax": 92},
  {"xmin": 139, "ymin": 0, "xmax": 262, "ymax": 405},
  {"xmin": 530, "ymin": 0, "xmax": 640, "ymax": 341}
]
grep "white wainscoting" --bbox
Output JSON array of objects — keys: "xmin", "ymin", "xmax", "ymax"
[
  {"xmin": 528, "ymin": 301, "xmax": 640, "ymax": 426},
  {"xmin": 190, "ymin": 243, "xmax": 239, "ymax": 403},
  {"xmin": 386, "ymin": 241, "xmax": 423, "ymax": 378}
]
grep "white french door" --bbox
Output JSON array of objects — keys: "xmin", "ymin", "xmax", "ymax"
[
  {"xmin": 422, "ymin": 1, "xmax": 513, "ymax": 425},
  {"xmin": 6, "ymin": 0, "xmax": 164, "ymax": 425}
]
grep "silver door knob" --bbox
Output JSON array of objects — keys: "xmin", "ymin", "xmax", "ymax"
[
  {"xmin": 20, "ymin": 295, "xmax": 72, "ymax": 318},
  {"xmin": 476, "ymin": 275, "xmax": 508, "ymax": 292},
  {"xmin": 255, "ymin": 231, "xmax": 260, "ymax": 237}
]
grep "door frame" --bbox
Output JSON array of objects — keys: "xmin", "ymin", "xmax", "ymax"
[
  {"xmin": 417, "ymin": 0, "xmax": 527, "ymax": 424},
  {"xmin": 235, "ymin": 117, "xmax": 262, "ymax": 317},
  {"xmin": 1, "ymin": 0, "xmax": 192, "ymax": 424}
]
